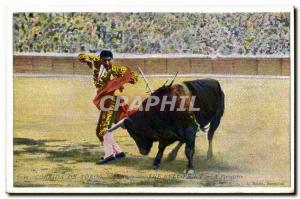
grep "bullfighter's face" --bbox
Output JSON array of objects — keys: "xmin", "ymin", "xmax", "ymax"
[{"xmin": 101, "ymin": 57, "xmax": 113, "ymax": 69}]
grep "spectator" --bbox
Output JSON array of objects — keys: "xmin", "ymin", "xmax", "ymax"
[{"xmin": 13, "ymin": 12, "xmax": 290, "ymax": 56}]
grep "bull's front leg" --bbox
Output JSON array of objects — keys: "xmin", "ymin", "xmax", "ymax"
[
  {"xmin": 153, "ymin": 142, "xmax": 167, "ymax": 170},
  {"xmin": 184, "ymin": 127, "xmax": 196, "ymax": 177},
  {"xmin": 184, "ymin": 142, "xmax": 195, "ymax": 176}
]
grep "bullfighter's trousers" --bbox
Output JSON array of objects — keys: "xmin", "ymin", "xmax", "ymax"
[
  {"xmin": 98, "ymin": 96, "xmax": 116, "ymax": 137},
  {"xmin": 103, "ymin": 133, "xmax": 122, "ymax": 158},
  {"xmin": 97, "ymin": 96, "xmax": 123, "ymax": 158}
]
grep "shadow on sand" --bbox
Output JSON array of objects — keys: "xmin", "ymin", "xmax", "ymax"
[
  {"xmin": 14, "ymin": 137, "xmax": 99, "ymax": 163},
  {"xmin": 14, "ymin": 137, "xmax": 238, "ymax": 174},
  {"xmin": 13, "ymin": 137, "xmax": 242, "ymax": 187}
]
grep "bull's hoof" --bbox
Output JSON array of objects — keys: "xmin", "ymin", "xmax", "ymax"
[
  {"xmin": 183, "ymin": 169, "xmax": 195, "ymax": 178},
  {"xmin": 207, "ymin": 151, "xmax": 213, "ymax": 160},
  {"xmin": 153, "ymin": 165, "xmax": 160, "ymax": 170},
  {"xmin": 206, "ymin": 154, "xmax": 214, "ymax": 160},
  {"xmin": 165, "ymin": 152, "xmax": 177, "ymax": 162}
]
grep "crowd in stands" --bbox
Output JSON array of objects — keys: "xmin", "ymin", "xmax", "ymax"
[{"xmin": 13, "ymin": 12, "xmax": 290, "ymax": 56}]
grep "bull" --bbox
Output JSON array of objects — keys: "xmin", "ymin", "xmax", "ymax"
[{"xmin": 109, "ymin": 78, "xmax": 225, "ymax": 175}]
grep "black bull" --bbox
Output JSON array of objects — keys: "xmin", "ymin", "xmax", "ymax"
[{"xmin": 112, "ymin": 79, "xmax": 225, "ymax": 173}]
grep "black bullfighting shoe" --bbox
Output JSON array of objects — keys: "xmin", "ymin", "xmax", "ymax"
[
  {"xmin": 99, "ymin": 152, "xmax": 125, "ymax": 160},
  {"xmin": 115, "ymin": 152, "xmax": 126, "ymax": 159},
  {"xmin": 96, "ymin": 155, "xmax": 116, "ymax": 164}
]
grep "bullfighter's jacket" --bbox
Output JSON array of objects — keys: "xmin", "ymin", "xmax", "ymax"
[{"xmin": 78, "ymin": 53, "xmax": 138, "ymax": 90}]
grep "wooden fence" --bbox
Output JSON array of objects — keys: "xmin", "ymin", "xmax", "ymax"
[{"xmin": 13, "ymin": 55, "xmax": 290, "ymax": 76}]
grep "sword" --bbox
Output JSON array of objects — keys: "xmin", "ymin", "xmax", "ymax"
[{"xmin": 137, "ymin": 66, "xmax": 153, "ymax": 94}]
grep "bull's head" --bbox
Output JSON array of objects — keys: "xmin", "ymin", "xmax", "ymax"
[
  {"xmin": 123, "ymin": 117, "xmax": 156, "ymax": 155},
  {"xmin": 107, "ymin": 116, "xmax": 156, "ymax": 155}
]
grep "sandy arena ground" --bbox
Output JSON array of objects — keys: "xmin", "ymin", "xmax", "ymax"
[{"xmin": 13, "ymin": 76, "xmax": 291, "ymax": 187}]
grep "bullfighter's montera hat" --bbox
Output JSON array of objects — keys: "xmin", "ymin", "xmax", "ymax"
[{"xmin": 100, "ymin": 50, "xmax": 113, "ymax": 59}]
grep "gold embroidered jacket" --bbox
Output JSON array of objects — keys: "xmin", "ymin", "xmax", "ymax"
[{"xmin": 78, "ymin": 53, "xmax": 138, "ymax": 89}]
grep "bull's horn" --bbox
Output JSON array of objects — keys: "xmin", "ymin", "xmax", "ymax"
[
  {"xmin": 162, "ymin": 79, "xmax": 170, "ymax": 87},
  {"xmin": 168, "ymin": 72, "xmax": 178, "ymax": 87},
  {"xmin": 107, "ymin": 118, "xmax": 126, "ymax": 133}
]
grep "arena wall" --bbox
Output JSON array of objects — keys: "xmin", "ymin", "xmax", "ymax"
[{"xmin": 13, "ymin": 55, "xmax": 290, "ymax": 76}]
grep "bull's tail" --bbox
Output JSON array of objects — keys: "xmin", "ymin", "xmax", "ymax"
[
  {"xmin": 216, "ymin": 81, "xmax": 225, "ymax": 119},
  {"xmin": 199, "ymin": 82, "xmax": 224, "ymax": 133},
  {"xmin": 207, "ymin": 81, "xmax": 225, "ymax": 139}
]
